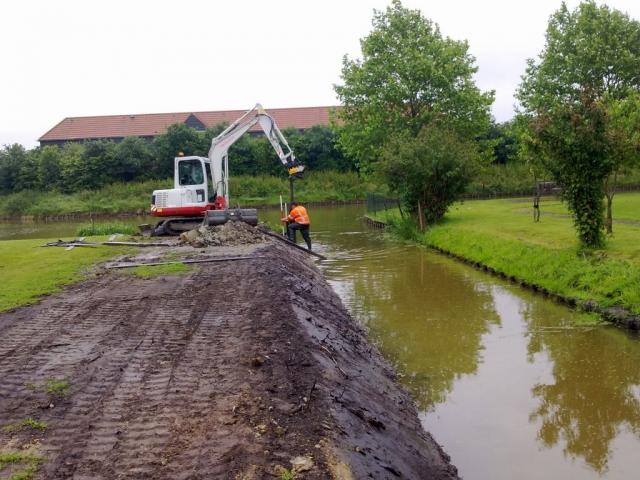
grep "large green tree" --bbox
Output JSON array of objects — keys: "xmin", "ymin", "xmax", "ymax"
[
  {"xmin": 334, "ymin": 0, "xmax": 494, "ymax": 169},
  {"xmin": 517, "ymin": 1, "xmax": 640, "ymax": 112},
  {"xmin": 333, "ymin": 0, "xmax": 493, "ymax": 224},
  {"xmin": 516, "ymin": 1, "xmax": 640, "ymax": 243}
]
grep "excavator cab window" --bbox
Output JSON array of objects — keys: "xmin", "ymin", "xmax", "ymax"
[{"xmin": 178, "ymin": 159, "xmax": 204, "ymax": 186}]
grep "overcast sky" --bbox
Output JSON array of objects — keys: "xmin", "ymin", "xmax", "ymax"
[{"xmin": 2, "ymin": 0, "xmax": 639, "ymax": 149}]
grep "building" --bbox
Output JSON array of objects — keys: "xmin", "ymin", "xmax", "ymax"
[{"xmin": 39, "ymin": 105, "xmax": 338, "ymax": 147}]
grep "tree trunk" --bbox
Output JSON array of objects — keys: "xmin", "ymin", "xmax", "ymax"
[
  {"xmin": 417, "ymin": 201, "xmax": 424, "ymax": 232},
  {"xmin": 605, "ymin": 171, "xmax": 617, "ymax": 235}
]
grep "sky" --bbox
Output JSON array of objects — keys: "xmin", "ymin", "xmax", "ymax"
[{"xmin": 1, "ymin": 0, "xmax": 639, "ymax": 149}]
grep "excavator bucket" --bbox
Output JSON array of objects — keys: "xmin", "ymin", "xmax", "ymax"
[{"xmin": 138, "ymin": 224, "xmax": 155, "ymax": 237}]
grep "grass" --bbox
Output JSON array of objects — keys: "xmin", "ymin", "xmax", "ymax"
[
  {"xmin": 76, "ymin": 221, "xmax": 137, "ymax": 236},
  {"xmin": 378, "ymin": 192, "xmax": 640, "ymax": 315},
  {"xmin": 127, "ymin": 263, "xmax": 192, "ymax": 278},
  {"xmin": 2, "ymin": 418, "xmax": 47, "ymax": 433},
  {"xmin": 0, "ymin": 237, "xmax": 121, "ymax": 313},
  {"xmin": 44, "ymin": 379, "xmax": 69, "ymax": 396},
  {"xmin": 0, "ymin": 452, "xmax": 46, "ymax": 480},
  {"xmin": 279, "ymin": 470, "xmax": 293, "ymax": 480}
]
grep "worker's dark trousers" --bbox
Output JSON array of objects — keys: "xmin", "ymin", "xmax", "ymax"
[{"xmin": 288, "ymin": 223, "xmax": 311, "ymax": 250}]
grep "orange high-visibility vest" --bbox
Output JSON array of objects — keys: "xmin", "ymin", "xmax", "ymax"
[{"xmin": 286, "ymin": 205, "xmax": 310, "ymax": 225}]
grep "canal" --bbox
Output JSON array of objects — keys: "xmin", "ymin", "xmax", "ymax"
[{"xmin": 2, "ymin": 205, "xmax": 640, "ymax": 479}]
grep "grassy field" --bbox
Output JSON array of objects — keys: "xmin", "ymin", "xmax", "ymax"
[
  {"xmin": 0, "ymin": 237, "xmax": 121, "ymax": 312},
  {"xmin": 371, "ymin": 192, "xmax": 640, "ymax": 315}
]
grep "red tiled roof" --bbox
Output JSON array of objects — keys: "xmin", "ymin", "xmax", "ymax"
[{"xmin": 39, "ymin": 106, "xmax": 339, "ymax": 142}]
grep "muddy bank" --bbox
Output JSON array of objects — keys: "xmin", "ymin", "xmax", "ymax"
[{"xmin": 0, "ymin": 235, "xmax": 458, "ymax": 479}]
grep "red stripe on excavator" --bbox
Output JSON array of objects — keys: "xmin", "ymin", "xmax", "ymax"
[{"xmin": 151, "ymin": 206, "xmax": 210, "ymax": 217}]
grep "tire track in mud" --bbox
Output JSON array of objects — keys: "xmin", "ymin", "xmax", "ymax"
[
  {"xmin": 0, "ymin": 259, "xmax": 267, "ymax": 479},
  {"xmin": 0, "ymin": 270, "xmax": 227, "ymax": 478}
]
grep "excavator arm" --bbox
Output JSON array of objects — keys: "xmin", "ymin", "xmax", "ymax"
[{"xmin": 208, "ymin": 103, "xmax": 304, "ymax": 206}]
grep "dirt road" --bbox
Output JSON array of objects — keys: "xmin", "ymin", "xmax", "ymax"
[{"xmin": 0, "ymin": 235, "xmax": 458, "ymax": 479}]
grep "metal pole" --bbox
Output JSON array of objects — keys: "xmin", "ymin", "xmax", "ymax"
[{"xmin": 289, "ymin": 176, "xmax": 295, "ymax": 204}]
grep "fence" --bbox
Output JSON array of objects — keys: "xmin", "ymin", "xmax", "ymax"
[{"xmin": 366, "ymin": 193, "xmax": 401, "ymax": 216}]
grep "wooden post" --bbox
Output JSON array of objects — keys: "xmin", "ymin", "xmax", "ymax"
[{"xmin": 417, "ymin": 202, "xmax": 424, "ymax": 232}]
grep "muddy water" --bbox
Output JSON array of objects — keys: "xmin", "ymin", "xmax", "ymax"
[
  {"xmin": 262, "ymin": 206, "xmax": 640, "ymax": 480},
  {"xmin": 3, "ymin": 205, "xmax": 640, "ymax": 479}
]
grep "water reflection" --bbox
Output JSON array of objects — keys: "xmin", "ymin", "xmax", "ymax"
[
  {"xmin": 523, "ymin": 304, "xmax": 640, "ymax": 474},
  {"xmin": 348, "ymin": 251, "xmax": 501, "ymax": 410}
]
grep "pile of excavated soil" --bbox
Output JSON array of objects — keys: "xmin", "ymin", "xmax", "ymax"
[
  {"xmin": 184, "ymin": 221, "xmax": 269, "ymax": 248},
  {"xmin": 0, "ymin": 240, "xmax": 459, "ymax": 479}
]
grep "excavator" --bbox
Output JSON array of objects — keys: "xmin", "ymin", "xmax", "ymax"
[{"xmin": 140, "ymin": 104, "xmax": 304, "ymax": 236}]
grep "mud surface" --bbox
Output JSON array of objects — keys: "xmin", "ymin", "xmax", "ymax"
[{"xmin": 0, "ymin": 233, "xmax": 458, "ymax": 479}]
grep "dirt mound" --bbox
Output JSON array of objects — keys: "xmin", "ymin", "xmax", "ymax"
[{"xmin": 184, "ymin": 221, "xmax": 269, "ymax": 247}]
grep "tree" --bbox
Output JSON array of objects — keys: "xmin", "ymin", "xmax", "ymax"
[
  {"xmin": 0, "ymin": 144, "xmax": 28, "ymax": 194},
  {"xmin": 482, "ymin": 119, "xmax": 517, "ymax": 165},
  {"xmin": 516, "ymin": 1, "xmax": 640, "ymax": 239},
  {"xmin": 380, "ymin": 123, "xmax": 481, "ymax": 228},
  {"xmin": 152, "ymin": 124, "xmax": 209, "ymax": 178},
  {"xmin": 37, "ymin": 146, "xmax": 63, "ymax": 191},
  {"xmin": 529, "ymin": 89, "xmax": 611, "ymax": 248},
  {"xmin": 334, "ymin": 0, "xmax": 494, "ymax": 171},
  {"xmin": 602, "ymin": 92, "xmax": 640, "ymax": 233},
  {"xmin": 300, "ymin": 125, "xmax": 353, "ymax": 172},
  {"xmin": 115, "ymin": 136, "xmax": 154, "ymax": 182},
  {"xmin": 517, "ymin": 1, "xmax": 640, "ymax": 113}
]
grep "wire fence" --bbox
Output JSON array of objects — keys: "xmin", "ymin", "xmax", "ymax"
[
  {"xmin": 366, "ymin": 193, "xmax": 401, "ymax": 215},
  {"xmin": 366, "ymin": 185, "xmax": 640, "ymax": 212}
]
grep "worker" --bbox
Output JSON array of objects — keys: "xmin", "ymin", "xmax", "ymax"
[{"xmin": 283, "ymin": 202, "xmax": 311, "ymax": 250}]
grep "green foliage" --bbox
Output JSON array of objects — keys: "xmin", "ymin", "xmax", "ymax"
[
  {"xmin": 3, "ymin": 418, "xmax": 47, "ymax": 433},
  {"xmin": 279, "ymin": 470, "xmax": 293, "ymax": 480},
  {"xmin": 282, "ymin": 125, "xmax": 354, "ymax": 172},
  {"xmin": 44, "ymin": 379, "xmax": 69, "ymax": 396},
  {"xmin": 481, "ymin": 120, "xmax": 517, "ymax": 165},
  {"xmin": 529, "ymin": 89, "xmax": 611, "ymax": 247},
  {"xmin": 1, "ymin": 191, "xmax": 39, "ymax": 218},
  {"xmin": 380, "ymin": 124, "xmax": 481, "ymax": 225},
  {"xmin": 76, "ymin": 221, "xmax": 137, "ymax": 236},
  {"xmin": 466, "ymin": 163, "xmax": 536, "ymax": 195},
  {"xmin": 128, "ymin": 263, "xmax": 192, "ymax": 278},
  {"xmin": 516, "ymin": 1, "xmax": 640, "ymax": 246},
  {"xmin": 0, "ymin": 452, "xmax": 46, "ymax": 480},
  {"xmin": 517, "ymin": 0, "xmax": 640, "ymax": 114},
  {"xmin": 0, "ymin": 171, "xmax": 371, "ymax": 218},
  {"xmin": 115, "ymin": 136, "xmax": 155, "ymax": 182},
  {"xmin": 385, "ymin": 215, "xmax": 420, "ymax": 242},
  {"xmin": 334, "ymin": 0, "xmax": 494, "ymax": 170},
  {"xmin": 37, "ymin": 146, "xmax": 64, "ymax": 190},
  {"xmin": 151, "ymin": 123, "xmax": 210, "ymax": 178},
  {"xmin": 0, "ymin": 144, "xmax": 28, "ymax": 194}
]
